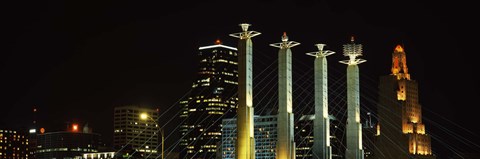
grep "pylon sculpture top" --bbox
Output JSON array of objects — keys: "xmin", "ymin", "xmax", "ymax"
[
  {"xmin": 229, "ymin": 23, "xmax": 261, "ymax": 39},
  {"xmin": 306, "ymin": 43, "xmax": 335, "ymax": 58},
  {"xmin": 339, "ymin": 36, "xmax": 366, "ymax": 65},
  {"xmin": 269, "ymin": 32, "xmax": 300, "ymax": 49}
]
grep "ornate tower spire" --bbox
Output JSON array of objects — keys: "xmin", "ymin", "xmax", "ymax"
[{"xmin": 391, "ymin": 44, "xmax": 410, "ymax": 80}]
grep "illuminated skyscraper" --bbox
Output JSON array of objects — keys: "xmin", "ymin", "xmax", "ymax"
[
  {"xmin": 179, "ymin": 40, "xmax": 239, "ymax": 159},
  {"xmin": 0, "ymin": 129, "xmax": 29, "ymax": 159},
  {"xmin": 374, "ymin": 45, "xmax": 435, "ymax": 159},
  {"xmin": 221, "ymin": 115, "xmax": 277, "ymax": 159},
  {"xmin": 113, "ymin": 106, "xmax": 160, "ymax": 158}
]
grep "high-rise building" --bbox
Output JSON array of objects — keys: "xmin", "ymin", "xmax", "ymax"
[
  {"xmin": 221, "ymin": 115, "xmax": 277, "ymax": 159},
  {"xmin": 179, "ymin": 40, "xmax": 239, "ymax": 159},
  {"xmin": 36, "ymin": 123, "xmax": 100, "ymax": 159},
  {"xmin": 0, "ymin": 129, "xmax": 29, "ymax": 159},
  {"xmin": 113, "ymin": 106, "xmax": 160, "ymax": 158},
  {"xmin": 374, "ymin": 45, "xmax": 435, "ymax": 159},
  {"xmin": 294, "ymin": 115, "xmax": 344, "ymax": 159},
  {"xmin": 27, "ymin": 129, "xmax": 37, "ymax": 159}
]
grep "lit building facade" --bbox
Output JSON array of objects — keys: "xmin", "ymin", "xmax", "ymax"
[
  {"xmin": 0, "ymin": 129, "xmax": 29, "ymax": 159},
  {"xmin": 179, "ymin": 40, "xmax": 238, "ymax": 159},
  {"xmin": 294, "ymin": 115, "xmax": 344, "ymax": 159},
  {"xmin": 27, "ymin": 131, "xmax": 37, "ymax": 159},
  {"xmin": 113, "ymin": 106, "xmax": 160, "ymax": 158},
  {"xmin": 82, "ymin": 152, "xmax": 115, "ymax": 159},
  {"xmin": 221, "ymin": 115, "xmax": 277, "ymax": 159},
  {"xmin": 36, "ymin": 124, "xmax": 100, "ymax": 159},
  {"xmin": 374, "ymin": 45, "xmax": 435, "ymax": 159}
]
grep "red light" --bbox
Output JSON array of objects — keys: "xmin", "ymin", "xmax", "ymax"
[
  {"xmin": 72, "ymin": 124, "xmax": 79, "ymax": 132},
  {"xmin": 215, "ymin": 39, "xmax": 222, "ymax": 45},
  {"xmin": 395, "ymin": 44, "xmax": 404, "ymax": 52},
  {"xmin": 40, "ymin": 128, "xmax": 45, "ymax": 134}
]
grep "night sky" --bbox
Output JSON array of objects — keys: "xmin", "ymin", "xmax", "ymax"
[{"xmin": 2, "ymin": 0, "xmax": 479, "ymax": 158}]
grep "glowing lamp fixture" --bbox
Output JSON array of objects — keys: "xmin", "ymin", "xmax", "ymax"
[
  {"xmin": 215, "ymin": 39, "xmax": 222, "ymax": 45},
  {"xmin": 72, "ymin": 124, "xmax": 79, "ymax": 132},
  {"xmin": 140, "ymin": 113, "xmax": 149, "ymax": 120}
]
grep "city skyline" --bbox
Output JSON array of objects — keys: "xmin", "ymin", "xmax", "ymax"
[{"xmin": 2, "ymin": 0, "xmax": 478, "ymax": 158}]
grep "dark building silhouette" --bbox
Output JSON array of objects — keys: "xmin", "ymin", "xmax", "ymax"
[
  {"xmin": 179, "ymin": 40, "xmax": 238, "ymax": 159},
  {"xmin": 28, "ymin": 106, "xmax": 39, "ymax": 159},
  {"xmin": 36, "ymin": 123, "xmax": 101, "ymax": 159},
  {"xmin": 451, "ymin": 153, "xmax": 480, "ymax": 159},
  {"xmin": 363, "ymin": 112, "xmax": 376, "ymax": 159},
  {"xmin": 374, "ymin": 45, "xmax": 435, "ymax": 159}
]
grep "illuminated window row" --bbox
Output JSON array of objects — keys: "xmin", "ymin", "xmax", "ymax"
[
  {"xmin": 208, "ymin": 103, "xmax": 227, "ymax": 107},
  {"xmin": 0, "ymin": 130, "xmax": 17, "ymax": 133},
  {"xmin": 198, "ymin": 71, "xmax": 215, "ymax": 75},
  {"xmin": 198, "ymin": 78, "xmax": 210, "ymax": 83},
  {"xmin": 208, "ymin": 111, "xmax": 224, "ymax": 115},
  {"xmin": 207, "ymin": 132, "xmax": 221, "ymax": 136},
  {"xmin": 203, "ymin": 98, "xmax": 221, "ymax": 102},
  {"xmin": 221, "ymin": 72, "xmax": 235, "ymax": 76},
  {"xmin": 205, "ymin": 107, "xmax": 223, "ymax": 111},
  {"xmin": 224, "ymin": 80, "xmax": 238, "ymax": 85}
]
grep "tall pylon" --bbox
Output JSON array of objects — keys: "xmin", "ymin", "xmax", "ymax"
[
  {"xmin": 229, "ymin": 23, "xmax": 261, "ymax": 159},
  {"xmin": 340, "ymin": 36, "xmax": 366, "ymax": 159},
  {"xmin": 270, "ymin": 32, "xmax": 299, "ymax": 159},
  {"xmin": 306, "ymin": 44, "xmax": 335, "ymax": 159}
]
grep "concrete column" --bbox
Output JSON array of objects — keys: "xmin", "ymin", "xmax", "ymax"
[
  {"xmin": 230, "ymin": 23, "xmax": 260, "ymax": 159},
  {"xmin": 345, "ymin": 65, "xmax": 364, "ymax": 159}
]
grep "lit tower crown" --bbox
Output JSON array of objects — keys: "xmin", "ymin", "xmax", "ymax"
[
  {"xmin": 270, "ymin": 32, "xmax": 299, "ymax": 159},
  {"xmin": 339, "ymin": 36, "xmax": 366, "ymax": 65},
  {"xmin": 306, "ymin": 43, "xmax": 335, "ymax": 159},
  {"xmin": 391, "ymin": 44, "xmax": 410, "ymax": 80},
  {"xmin": 229, "ymin": 23, "xmax": 260, "ymax": 159},
  {"xmin": 339, "ymin": 36, "xmax": 365, "ymax": 159}
]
